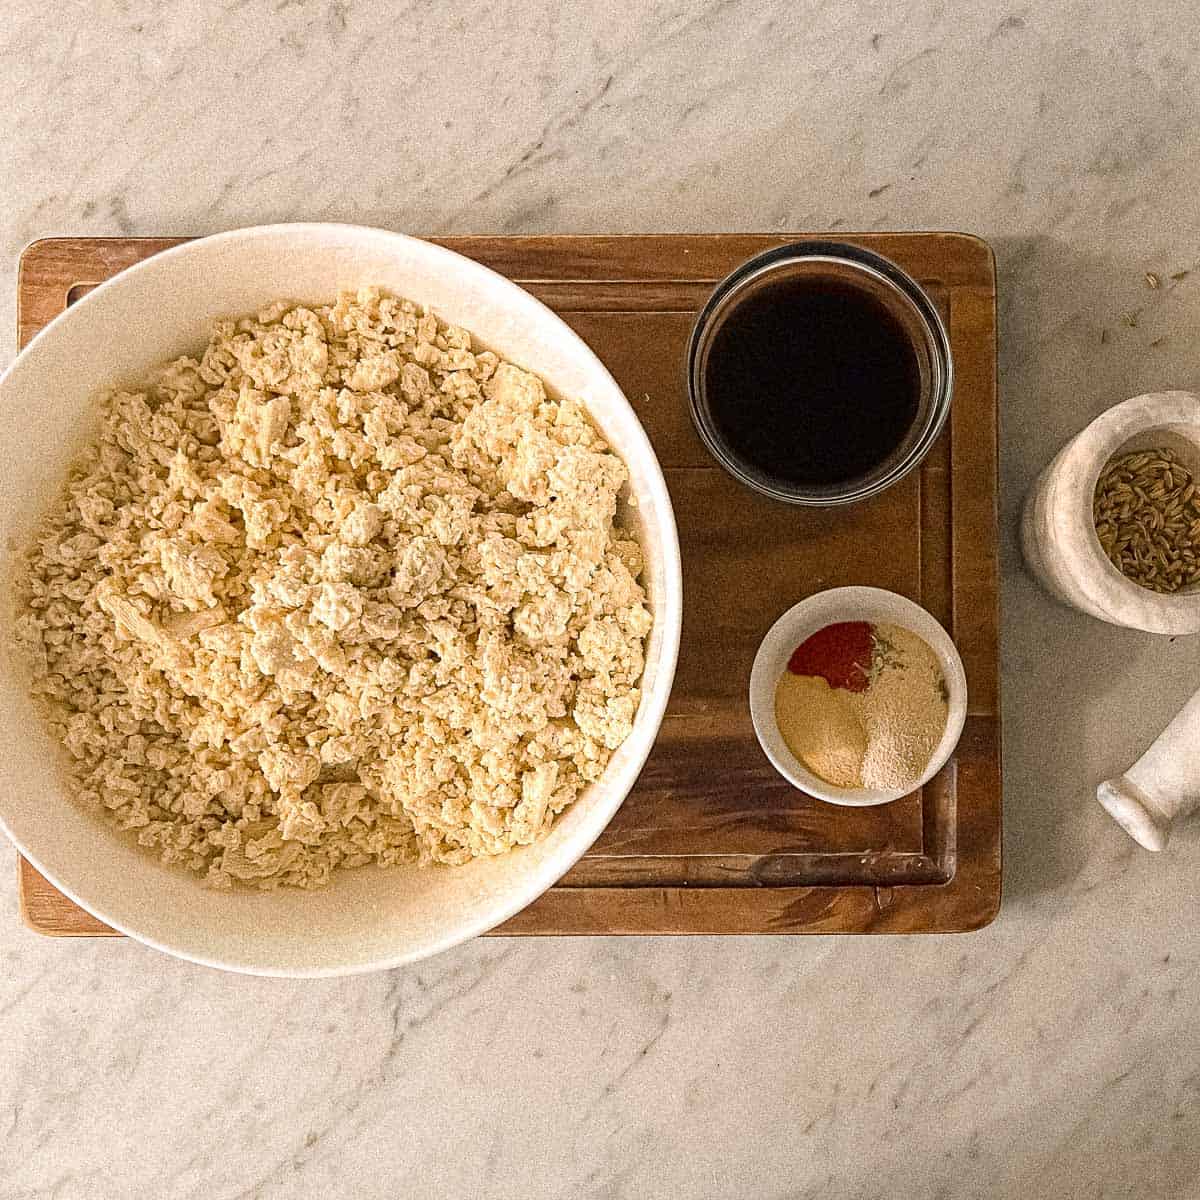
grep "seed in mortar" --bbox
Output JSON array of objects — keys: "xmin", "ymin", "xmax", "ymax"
[
  {"xmin": 774, "ymin": 621, "xmax": 949, "ymax": 792},
  {"xmin": 1093, "ymin": 448, "xmax": 1200, "ymax": 594}
]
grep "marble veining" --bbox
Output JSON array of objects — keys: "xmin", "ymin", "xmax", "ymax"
[{"xmin": 5, "ymin": 0, "xmax": 1200, "ymax": 1196}]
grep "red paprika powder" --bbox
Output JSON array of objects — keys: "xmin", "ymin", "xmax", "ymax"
[{"xmin": 786, "ymin": 621, "xmax": 875, "ymax": 692}]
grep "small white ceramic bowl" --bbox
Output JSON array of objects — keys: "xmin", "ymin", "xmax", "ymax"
[
  {"xmin": 749, "ymin": 586, "xmax": 967, "ymax": 806},
  {"xmin": 0, "ymin": 224, "xmax": 682, "ymax": 976}
]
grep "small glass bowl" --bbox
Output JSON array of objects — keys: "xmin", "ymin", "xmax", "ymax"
[{"xmin": 686, "ymin": 241, "xmax": 953, "ymax": 507}]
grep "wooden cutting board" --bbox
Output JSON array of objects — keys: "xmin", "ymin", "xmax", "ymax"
[{"xmin": 15, "ymin": 233, "xmax": 1000, "ymax": 936}]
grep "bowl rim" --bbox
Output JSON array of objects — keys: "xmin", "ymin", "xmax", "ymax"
[
  {"xmin": 748, "ymin": 586, "xmax": 967, "ymax": 807},
  {"xmin": 0, "ymin": 222, "xmax": 683, "ymax": 975}
]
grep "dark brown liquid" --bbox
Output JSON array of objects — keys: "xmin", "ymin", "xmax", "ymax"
[{"xmin": 704, "ymin": 277, "xmax": 921, "ymax": 486}]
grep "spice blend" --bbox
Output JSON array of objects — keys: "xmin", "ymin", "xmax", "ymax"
[
  {"xmin": 774, "ymin": 621, "xmax": 948, "ymax": 791},
  {"xmin": 786, "ymin": 620, "xmax": 873, "ymax": 691},
  {"xmin": 1093, "ymin": 448, "xmax": 1200, "ymax": 594}
]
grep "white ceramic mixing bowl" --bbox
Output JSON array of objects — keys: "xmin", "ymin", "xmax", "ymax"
[{"xmin": 0, "ymin": 224, "xmax": 682, "ymax": 976}]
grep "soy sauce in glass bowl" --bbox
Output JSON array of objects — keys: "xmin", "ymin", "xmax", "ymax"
[{"xmin": 687, "ymin": 242, "xmax": 953, "ymax": 507}]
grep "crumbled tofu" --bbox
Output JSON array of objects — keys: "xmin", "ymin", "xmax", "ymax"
[{"xmin": 13, "ymin": 287, "xmax": 652, "ymax": 890}]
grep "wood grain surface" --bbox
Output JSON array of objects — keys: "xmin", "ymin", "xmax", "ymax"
[{"xmin": 14, "ymin": 233, "xmax": 1001, "ymax": 936}]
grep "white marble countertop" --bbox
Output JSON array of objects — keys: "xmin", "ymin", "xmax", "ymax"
[{"xmin": 5, "ymin": 1, "xmax": 1200, "ymax": 1196}]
